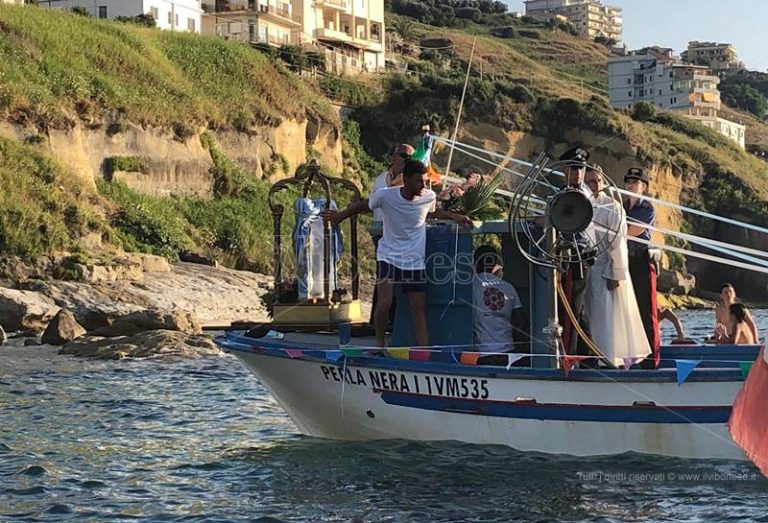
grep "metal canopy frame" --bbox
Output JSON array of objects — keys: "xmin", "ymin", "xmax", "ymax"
[{"xmin": 268, "ymin": 160, "xmax": 362, "ymax": 304}]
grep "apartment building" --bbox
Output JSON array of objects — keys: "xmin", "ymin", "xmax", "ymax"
[
  {"xmin": 48, "ymin": 0, "xmax": 203, "ymax": 32},
  {"xmin": 681, "ymin": 41, "xmax": 744, "ymax": 72},
  {"xmin": 609, "ymin": 49, "xmax": 745, "ymax": 148},
  {"xmin": 297, "ymin": 0, "xmax": 384, "ymax": 73},
  {"xmin": 201, "ymin": 0, "xmax": 300, "ymax": 47},
  {"xmin": 525, "ymin": 0, "xmax": 621, "ymax": 42},
  {"xmin": 202, "ymin": 0, "xmax": 384, "ymax": 73}
]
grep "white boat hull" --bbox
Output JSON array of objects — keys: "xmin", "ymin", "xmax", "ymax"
[{"xmin": 232, "ymin": 349, "xmax": 746, "ymax": 460}]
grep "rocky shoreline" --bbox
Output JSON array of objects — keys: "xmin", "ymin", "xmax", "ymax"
[
  {"xmin": 0, "ymin": 253, "xmax": 720, "ymax": 360},
  {"xmin": 0, "ymin": 255, "xmax": 280, "ymax": 360}
]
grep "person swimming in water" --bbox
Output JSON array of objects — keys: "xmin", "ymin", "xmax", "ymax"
[{"xmin": 715, "ymin": 302, "xmax": 756, "ymax": 345}]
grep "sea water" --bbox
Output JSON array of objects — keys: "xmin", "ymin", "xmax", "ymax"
[{"xmin": 1, "ymin": 310, "xmax": 766, "ymax": 522}]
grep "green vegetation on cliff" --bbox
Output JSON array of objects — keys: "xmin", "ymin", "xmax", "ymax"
[
  {"xmin": 2, "ymin": 4, "xmax": 768, "ymax": 299},
  {"xmin": 0, "ymin": 4, "xmax": 335, "ymax": 130},
  {"xmin": 0, "ymin": 137, "xmax": 109, "ymax": 257}
]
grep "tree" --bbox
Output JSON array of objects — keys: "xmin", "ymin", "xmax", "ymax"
[
  {"xmin": 391, "ymin": 18, "xmax": 418, "ymax": 40},
  {"xmin": 721, "ymin": 83, "xmax": 768, "ymax": 118},
  {"xmin": 70, "ymin": 6, "xmax": 89, "ymax": 16}
]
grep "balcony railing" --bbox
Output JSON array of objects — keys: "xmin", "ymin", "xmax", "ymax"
[
  {"xmin": 317, "ymin": 0, "xmax": 348, "ymax": 9},
  {"xmin": 209, "ymin": 0, "xmax": 299, "ymax": 22}
]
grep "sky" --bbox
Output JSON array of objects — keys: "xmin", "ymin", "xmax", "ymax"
[{"xmin": 505, "ymin": 0, "xmax": 768, "ymax": 71}]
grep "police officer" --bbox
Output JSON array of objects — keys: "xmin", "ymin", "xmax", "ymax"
[
  {"xmin": 623, "ymin": 167, "xmax": 660, "ymax": 366},
  {"xmin": 556, "ymin": 147, "xmax": 594, "ymax": 361}
]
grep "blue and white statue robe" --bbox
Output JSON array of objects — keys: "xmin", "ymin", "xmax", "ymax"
[{"xmin": 293, "ymin": 198, "xmax": 344, "ymax": 300}]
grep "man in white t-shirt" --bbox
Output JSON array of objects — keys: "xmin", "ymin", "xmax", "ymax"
[
  {"xmin": 330, "ymin": 160, "xmax": 472, "ymax": 347},
  {"xmin": 472, "ymin": 245, "xmax": 526, "ymax": 355},
  {"xmin": 369, "ymin": 143, "xmax": 414, "ymax": 326}
]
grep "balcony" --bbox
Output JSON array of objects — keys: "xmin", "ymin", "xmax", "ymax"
[
  {"xmin": 210, "ymin": 0, "xmax": 300, "ymax": 24},
  {"xmin": 317, "ymin": 27, "xmax": 352, "ymax": 43},
  {"xmin": 316, "ymin": 0, "xmax": 348, "ymax": 10}
]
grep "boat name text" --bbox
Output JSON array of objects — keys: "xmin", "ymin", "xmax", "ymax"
[{"xmin": 320, "ymin": 366, "xmax": 489, "ymax": 399}]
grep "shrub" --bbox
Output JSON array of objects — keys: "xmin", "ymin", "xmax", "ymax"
[
  {"xmin": 492, "ymin": 26, "xmax": 516, "ymax": 38},
  {"xmin": 70, "ymin": 6, "xmax": 89, "ymax": 16},
  {"xmin": 518, "ymin": 29, "xmax": 541, "ymax": 39},
  {"xmin": 631, "ymin": 101, "xmax": 656, "ymax": 122},
  {"xmin": 115, "ymin": 13, "xmax": 156, "ymax": 28},
  {"xmin": 104, "ymin": 156, "xmax": 151, "ymax": 176},
  {"xmin": 456, "ymin": 7, "xmax": 482, "ymax": 21},
  {"xmin": 97, "ymin": 180, "xmax": 194, "ymax": 260}
]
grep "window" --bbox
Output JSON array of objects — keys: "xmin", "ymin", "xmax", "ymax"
[
  {"xmin": 150, "ymin": 7, "xmax": 158, "ymax": 20},
  {"xmin": 628, "ymin": 91, "xmax": 632, "ymax": 97},
  {"xmin": 98, "ymin": 5, "xmax": 107, "ymax": 18},
  {"xmin": 187, "ymin": 18, "xmax": 196, "ymax": 31},
  {"xmin": 627, "ymin": 78, "xmax": 631, "ymax": 85},
  {"xmin": 658, "ymin": 89, "xmax": 662, "ymax": 96},
  {"xmin": 175, "ymin": 14, "xmax": 179, "ymax": 26},
  {"xmin": 168, "ymin": 11, "xmax": 172, "ymax": 24}
]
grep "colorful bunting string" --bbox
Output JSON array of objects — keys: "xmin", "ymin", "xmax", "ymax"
[{"xmin": 267, "ymin": 341, "xmax": 756, "ymax": 384}]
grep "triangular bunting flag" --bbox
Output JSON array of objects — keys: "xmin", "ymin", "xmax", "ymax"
[
  {"xmin": 506, "ymin": 353, "xmax": 526, "ymax": 370},
  {"xmin": 341, "ymin": 347, "xmax": 363, "ymax": 357},
  {"xmin": 410, "ymin": 349, "xmax": 431, "ymax": 361},
  {"xmin": 562, "ymin": 355, "xmax": 588, "ymax": 378},
  {"xmin": 285, "ymin": 349, "xmax": 303, "ymax": 359},
  {"xmin": 387, "ymin": 348, "xmax": 410, "ymax": 360},
  {"xmin": 739, "ymin": 361, "xmax": 754, "ymax": 378},
  {"xmin": 460, "ymin": 352, "xmax": 481, "ymax": 366},
  {"xmin": 326, "ymin": 350, "xmax": 343, "ymax": 362},
  {"xmin": 675, "ymin": 359, "xmax": 701, "ymax": 386}
]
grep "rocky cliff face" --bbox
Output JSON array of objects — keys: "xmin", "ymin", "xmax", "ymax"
[{"xmin": 0, "ymin": 114, "xmax": 343, "ymax": 198}]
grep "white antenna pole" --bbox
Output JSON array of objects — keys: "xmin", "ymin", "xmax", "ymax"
[{"xmin": 444, "ymin": 36, "xmax": 477, "ymax": 178}]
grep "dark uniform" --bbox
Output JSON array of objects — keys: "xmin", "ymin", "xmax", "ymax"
[
  {"xmin": 623, "ymin": 167, "xmax": 660, "ymax": 366},
  {"xmin": 556, "ymin": 147, "xmax": 593, "ymax": 360}
]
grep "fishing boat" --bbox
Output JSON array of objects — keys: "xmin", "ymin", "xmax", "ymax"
[{"xmin": 215, "ymin": 147, "xmax": 765, "ymax": 461}]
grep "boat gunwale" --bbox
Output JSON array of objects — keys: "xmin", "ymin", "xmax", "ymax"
[{"xmin": 216, "ymin": 332, "xmax": 747, "ymax": 383}]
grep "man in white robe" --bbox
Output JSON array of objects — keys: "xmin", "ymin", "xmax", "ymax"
[{"xmin": 584, "ymin": 166, "xmax": 651, "ymax": 368}]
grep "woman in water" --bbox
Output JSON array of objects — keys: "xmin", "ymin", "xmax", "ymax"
[
  {"xmin": 714, "ymin": 283, "xmax": 758, "ymax": 343},
  {"xmin": 715, "ymin": 303, "xmax": 756, "ymax": 345}
]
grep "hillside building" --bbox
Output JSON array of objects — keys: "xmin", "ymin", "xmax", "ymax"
[
  {"xmin": 681, "ymin": 41, "xmax": 744, "ymax": 72},
  {"xmin": 201, "ymin": 0, "xmax": 385, "ymax": 74},
  {"xmin": 524, "ymin": 0, "xmax": 622, "ymax": 43},
  {"xmin": 46, "ymin": 0, "xmax": 203, "ymax": 32},
  {"xmin": 201, "ymin": 0, "xmax": 300, "ymax": 47},
  {"xmin": 609, "ymin": 48, "xmax": 746, "ymax": 149}
]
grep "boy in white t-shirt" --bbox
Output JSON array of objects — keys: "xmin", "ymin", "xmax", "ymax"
[
  {"xmin": 330, "ymin": 160, "xmax": 472, "ymax": 347},
  {"xmin": 472, "ymin": 245, "xmax": 526, "ymax": 356}
]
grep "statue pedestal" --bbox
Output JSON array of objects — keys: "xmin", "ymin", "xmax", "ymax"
[{"xmin": 272, "ymin": 300, "xmax": 364, "ymax": 325}]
